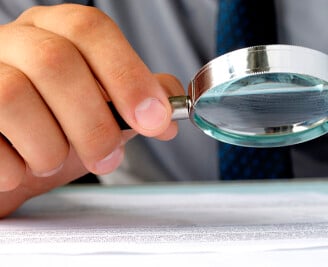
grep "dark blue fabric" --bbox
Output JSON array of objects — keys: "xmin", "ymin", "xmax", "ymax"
[{"xmin": 217, "ymin": 0, "xmax": 293, "ymax": 180}]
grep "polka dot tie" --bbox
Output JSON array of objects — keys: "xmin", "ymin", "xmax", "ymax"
[{"xmin": 217, "ymin": 0, "xmax": 293, "ymax": 180}]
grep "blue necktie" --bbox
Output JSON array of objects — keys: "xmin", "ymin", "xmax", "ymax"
[{"xmin": 217, "ymin": 0, "xmax": 293, "ymax": 180}]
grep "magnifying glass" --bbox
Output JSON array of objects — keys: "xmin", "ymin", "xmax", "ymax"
[{"xmin": 110, "ymin": 44, "xmax": 328, "ymax": 148}]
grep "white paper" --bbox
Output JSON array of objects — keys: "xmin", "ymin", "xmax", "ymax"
[{"xmin": 1, "ymin": 181, "xmax": 328, "ymax": 266}]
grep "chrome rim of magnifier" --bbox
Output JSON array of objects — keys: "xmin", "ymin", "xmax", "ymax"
[
  {"xmin": 169, "ymin": 44, "xmax": 328, "ymax": 145},
  {"xmin": 190, "ymin": 44, "xmax": 328, "ymax": 103}
]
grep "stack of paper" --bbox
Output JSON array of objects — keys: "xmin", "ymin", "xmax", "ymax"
[{"xmin": 1, "ymin": 180, "xmax": 328, "ymax": 266}]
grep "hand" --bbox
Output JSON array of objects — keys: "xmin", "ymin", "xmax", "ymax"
[{"xmin": 0, "ymin": 4, "xmax": 184, "ymax": 217}]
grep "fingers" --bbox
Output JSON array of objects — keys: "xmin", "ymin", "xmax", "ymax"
[
  {"xmin": 0, "ymin": 4, "xmax": 186, "ymax": 196},
  {"xmin": 0, "ymin": 24, "xmax": 122, "ymax": 175},
  {"xmin": 17, "ymin": 4, "xmax": 173, "ymax": 137},
  {"xmin": 0, "ymin": 62, "xmax": 68, "ymax": 183},
  {"xmin": 0, "ymin": 145, "xmax": 90, "ymax": 217}
]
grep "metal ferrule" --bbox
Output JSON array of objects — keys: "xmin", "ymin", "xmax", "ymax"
[{"xmin": 169, "ymin": 96, "xmax": 191, "ymax": 120}]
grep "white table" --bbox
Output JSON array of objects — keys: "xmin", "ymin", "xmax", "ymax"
[{"xmin": 1, "ymin": 180, "xmax": 328, "ymax": 266}]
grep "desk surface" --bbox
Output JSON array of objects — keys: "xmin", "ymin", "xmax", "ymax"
[{"xmin": 2, "ymin": 180, "xmax": 328, "ymax": 266}]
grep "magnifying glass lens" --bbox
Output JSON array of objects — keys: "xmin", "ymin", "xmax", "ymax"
[
  {"xmin": 108, "ymin": 45, "xmax": 328, "ymax": 148},
  {"xmin": 192, "ymin": 72, "xmax": 328, "ymax": 147}
]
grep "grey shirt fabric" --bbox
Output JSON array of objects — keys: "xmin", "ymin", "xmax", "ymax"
[{"xmin": 0, "ymin": 0, "xmax": 328, "ymax": 183}]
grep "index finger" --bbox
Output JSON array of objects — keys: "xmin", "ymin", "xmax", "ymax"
[{"xmin": 17, "ymin": 4, "xmax": 172, "ymax": 137}]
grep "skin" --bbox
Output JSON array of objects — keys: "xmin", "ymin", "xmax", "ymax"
[{"xmin": 0, "ymin": 4, "xmax": 184, "ymax": 218}]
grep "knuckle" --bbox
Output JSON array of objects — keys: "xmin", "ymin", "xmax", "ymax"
[
  {"xmin": 63, "ymin": 5, "xmax": 111, "ymax": 37},
  {"xmin": 32, "ymin": 36, "xmax": 75, "ymax": 80},
  {"xmin": 0, "ymin": 67, "xmax": 30, "ymax": 107},
  {"xmin": 35, "ymin": 36, "xmax": 70, "ymax": 66}
]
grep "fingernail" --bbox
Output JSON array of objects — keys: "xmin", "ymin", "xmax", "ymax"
[
  {"xmin": 95, "ymin": 147, "xmax": 123, "ymax": 174},
  {"xmin": 32, "ymin": 163, "xmax": 64, "ymax": 178},
  {"xmin": 135, "ymin": 98, "xmax": 167, "ymax": 130}
]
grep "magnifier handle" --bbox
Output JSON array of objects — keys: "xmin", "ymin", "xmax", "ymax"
[
  {"xmin": 169, "ymin": 95, "xmax": 191, "ymax": 120},
  {"xmin": 107, "ymin": 95, "xmax": 190, "ymax": 130}
]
